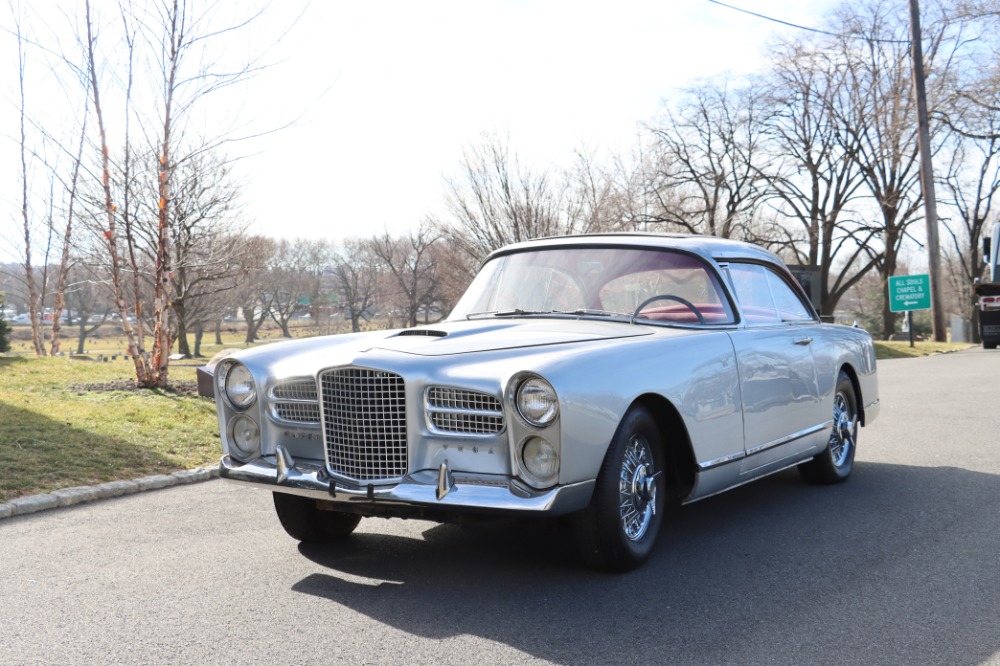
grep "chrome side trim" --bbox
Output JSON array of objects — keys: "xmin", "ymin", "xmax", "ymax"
[
  {"xmin": 697, "ymin": 451, "xmax": 745, "ymax": 471},
  {"xmin": 684, "ymin": 459, "xmax": 806, "ymax": 505},
  {"xmin": 743, "ymin": 421, "xmax": 832, "ymax": 458},
  {"xmin": 218, "ymin": 455, "xmax": 594, "ymax": 515},
  {"xmin": 698, "ymin": 420, "xmax": 832, "ymax": 471}
]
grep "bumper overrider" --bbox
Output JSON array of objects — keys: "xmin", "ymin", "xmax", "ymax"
[{"xmin": 219, "ymin": 445, "xmax": 595, "ymax": 517}]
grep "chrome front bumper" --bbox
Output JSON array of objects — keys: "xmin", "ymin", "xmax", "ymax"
[{"xmin": 218, "ymin": 447, "xmax": 594, "ymax": 516}]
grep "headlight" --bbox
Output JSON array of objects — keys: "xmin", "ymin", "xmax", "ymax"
[
  {"xmin": 516, "ymin": 376, "xmax": 559, "ymax": 427},
  {"xmin": 220, "ymin": 362, "xmax": 256, "ymax": 409},
  {"xmin": 521, "ymin": 437, "xmax": 559, "ymax": 485},
  {"xmin": 228, "ymin": 414, "xmax": 260, "ymax": 459}
]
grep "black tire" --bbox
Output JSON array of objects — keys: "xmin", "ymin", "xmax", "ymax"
[
  {"xmin": 574, "ymin": 406, "xmax": 666, "ymax": 572},
  {"xmin": 985, "ymin": 341, "xmax": 998, "ymax": 350},
  {"xmin": 272, "ymin": 492, "xmax": 361, "ymax": 542},
  {"xmin": 799, "ymin": 372, "xmax": 858, "ymax": 485}
]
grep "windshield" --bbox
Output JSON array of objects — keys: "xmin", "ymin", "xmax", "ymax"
[{"xmin": 448, "ymin": 246, "xmax": 736, "ymax": 325}]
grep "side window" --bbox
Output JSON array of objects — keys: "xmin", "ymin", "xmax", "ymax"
[
  {"xmin": 765, "ymin": 270, "xmax": 814, "ymax": 322},
  {"xmin": 727, "ymin": 264, "xmax": 779, "ymax": 325},
  {"xmin": 728, "ymin": 263, "xmax": 815, "ymax": 326}
]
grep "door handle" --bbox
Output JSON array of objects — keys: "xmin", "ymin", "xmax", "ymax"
[{"xmin": 793, "ymin": 337, "xmax": 813, "ymax": 346}]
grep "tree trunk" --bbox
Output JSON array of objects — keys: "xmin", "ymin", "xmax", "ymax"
[
  {"xmin": 214, "ymin": 319, "xmax": 222, "ymax": 345},
  {"xmin": 193, "ymin": 323, "xmax": 204, "ymax": 357},
  {"xmin": 174, "ymin": 299, "xmax": 191, "ymax": 358},
  {"xmin": 77, "ymin": 325, "xmax": 87, "ymax": 354}
]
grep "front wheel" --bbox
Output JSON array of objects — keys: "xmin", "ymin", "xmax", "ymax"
[
  {"xmin": 272, "ymin": 492, "xmax": 361, "ymax": 542},
  {"xmin": 574, "ymin": 406, "xmax": 666, "ymax": 572},
  {"xmin": 799, "ymin": 372, "xmax": 858, "ymax": 485}
]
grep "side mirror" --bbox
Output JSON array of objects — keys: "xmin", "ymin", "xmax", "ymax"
[{"xmin": 984, "ymin": 237, "xmax": 992, "ymax": 264}]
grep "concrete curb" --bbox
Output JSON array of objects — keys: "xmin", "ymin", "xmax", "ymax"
[{"xmin": 0, "ymin": 466, "xmax": 220, "ymax": 521}]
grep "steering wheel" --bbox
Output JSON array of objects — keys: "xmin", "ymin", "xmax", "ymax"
[{"xmin": 631, "ymin": 294, "xmax": 707, "ymax": 325}]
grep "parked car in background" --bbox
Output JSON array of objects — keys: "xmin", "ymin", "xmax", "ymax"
[{"xmin": 208, "ymin": 233, "xmax": 880, "ymax": 571}]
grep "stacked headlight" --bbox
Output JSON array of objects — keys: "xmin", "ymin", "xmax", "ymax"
[
  {"xmin": 216, "ymin": 360, "xmax": 260, "ymax": 460},
  {"xmin": 515, "ymin": 376, "xmax": 558, "ymax": 426},
  {"xmin": 521, "ymin": 437, "xmax": 558, "ymax": 483},
  {"xmin": 228, "ymin": 414, "xmax": 260, "ymax": 459},
  {"xmin": 512, "ymin": 374, "xmax": 560, "ymax": 488},
  {"xmin": 217, "ymin": 361, "xmax": 257, "ymax": 410}
]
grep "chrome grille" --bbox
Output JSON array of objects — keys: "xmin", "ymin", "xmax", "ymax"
[
  {"xmin": 274, "ymin": 402, "xmax": 321, "ymax": 423},
  {"xmin": 320, "ymin": 367, "xmax": 407, "ymax": 482},
  {"xmin": 269, "ymin": 380, "xmax": 320, "ymax": 425},
  {"xmin": 272, "ymin": 381, "xmax": 318, "ymax": 402},
  {"xmin": 426, "ymin": 387, "xmax": 504, "ymax": 435}
]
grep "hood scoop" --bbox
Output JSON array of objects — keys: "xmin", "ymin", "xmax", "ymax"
[{"xmin": 395, "ymin": 329, "xmax": 448, "ymax": 338}]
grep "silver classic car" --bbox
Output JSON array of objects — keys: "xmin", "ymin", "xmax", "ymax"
[{"xmin": 212, "ymin": 234, "xmax": 879, "ymax": 571}]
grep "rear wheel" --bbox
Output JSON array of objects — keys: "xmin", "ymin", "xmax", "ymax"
[
  {"xmin": 799, "ymin": 372, "xmax": 857, "ymax": 485},
  {"xmin": 574, "ymin": 406, "xmax": 666, "ymax": 572},
  {"xmin": 272, "ymin": 492, "xmax": 361, "ymax": 542},
  {"xmin": 985, "ymin": 341, "xmax": 998, "ymax": 350}
]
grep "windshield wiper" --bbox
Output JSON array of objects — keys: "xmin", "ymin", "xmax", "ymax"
[
  {"xmin": 466, "ymin": 309, "xmax": 544, "ymax": 319},
  {"xmin": 467, "ymin": 308, "xmax": 631, "ymax": 320},
  {"xmin": 554, "ymin": 309, "xmax": 630, "ymax": 318}
]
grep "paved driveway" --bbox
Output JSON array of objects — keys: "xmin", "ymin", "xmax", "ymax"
[{"xmin": 2, "ymin": 348, "xmax": 999, "ymax": 665}]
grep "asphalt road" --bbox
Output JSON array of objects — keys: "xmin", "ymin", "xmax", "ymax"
[{"xmin": 2, "ymin": 348, "xmax": 999, "ymax": 665}]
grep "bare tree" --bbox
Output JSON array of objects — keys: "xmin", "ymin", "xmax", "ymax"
[
  {"xmin": 231, "ymin": 236, "xmax": 275, "ymax": 344},
  {"xmin": 830, "ymin": 1, "xmax": 948, "ymax": 337},
  {"xmin": 644, "ymin": 78, "xmax": 770, "ymax": 239},
  {"xmin": 442, "ymin": 133, "xmax": 563, "ymax": 263},
  {"xmin": 758, "ymin": 40, "xmax": 880, "ymax": 316},
  {"xmin": 265, "ymin": 238, "xmax": 329, "ymax": 338},
  {"xmin": 62, "ymin": 260, "xmax": 112, "ymax": 354},
  {"xmin": 331, "ymin": 239, "xmax": 380, "ymax": 333},
  {"xmin": 79, "ymin": 0, "xmax": 271, "ymax": 386},
  {"xmin": 164, "ymin": 153, "xmax": 247, "ymax": 356},
  {"xmin": 370, "ymin": 225, "xmax": 441, "ymax": 328},
  {"xmin": 562, "ymin": 148, "xmax": 644, "ymax": 234},
  {"xmin": 13, "ymin": 7, "xmax": 46, "ymax": 356}
]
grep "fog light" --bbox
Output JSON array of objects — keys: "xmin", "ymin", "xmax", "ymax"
[
  {"xmin": 229, "ymin": 414, "xmax": 260, "ymax": 459},
  {"xmin": 522, "ymin": 437, "xmax": 558, "ymax": 484}
]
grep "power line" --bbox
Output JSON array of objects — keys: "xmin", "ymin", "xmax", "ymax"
[{"xmin": 705, "ymin": 0, "xmax": 911, "ymax": 44}]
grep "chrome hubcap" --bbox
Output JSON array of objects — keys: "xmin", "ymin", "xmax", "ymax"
[
  {"xmin": 830, "ymin": 391, "xmax": 856, "ymax": 468},
  {"xmin": 619, "ymin": 435, "xmax": 657, "ymax": 542}
]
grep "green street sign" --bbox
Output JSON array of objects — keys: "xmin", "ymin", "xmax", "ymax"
[{"xmin": 888, "ymin": 274, "xmax": 931, "ymax": 312}]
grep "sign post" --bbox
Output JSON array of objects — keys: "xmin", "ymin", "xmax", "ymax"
[{"xmin": 888, "ymin": 274, "xmax": 931, "ymax": 347}]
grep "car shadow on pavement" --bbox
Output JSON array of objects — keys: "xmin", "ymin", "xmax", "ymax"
[{"xmin": 293, "ymin": 462, "xmax": 1000, "ymax": 666}]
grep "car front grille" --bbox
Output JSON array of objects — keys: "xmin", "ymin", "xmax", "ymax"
[
  {"xmin": 270, "ymin": 380, "xmax": 321, "ymax": 424},
  {"xmin": 319, "ymin": 367, "xmax": 407, "ymax": 482},
  {"xmin": 426, "ymin": 387, "xmax": 505, "ymax": 435}
]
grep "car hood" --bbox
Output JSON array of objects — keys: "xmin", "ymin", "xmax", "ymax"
[
  {"xmin": 231, "ymin": 319, "xmax": 654, "ymax": 377},
  {"xmin": 373, "ymin": 319, "xmax": 653, "ymax": 356}
]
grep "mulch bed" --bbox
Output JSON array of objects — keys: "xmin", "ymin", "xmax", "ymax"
[{"xmin": 70, "ymin": 379, "xmax": 204, "ymax": 398}]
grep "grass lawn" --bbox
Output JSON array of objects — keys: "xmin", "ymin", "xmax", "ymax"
[
  {"xmin": 0, "ymin": 355, "xmax": 221, "ymax": 503},
  {"xmin": 874, "ymin": 340, "xmax": 974, "ymax": 359}
]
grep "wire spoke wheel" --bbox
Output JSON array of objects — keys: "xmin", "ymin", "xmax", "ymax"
[
  {"xmin": 575, "ymin": 405, "xmax": 666, "ymax": 571},
  {"xmin": 799, "ymin": 371, "xmax": 858, "ymax": 485},
  {"xmin": 829, "ymin": 391, "xmax": 857, "ymax": 469},
  {"xmin": 619, "ymin": 434, "xmax": 657, "ymax": 542}
]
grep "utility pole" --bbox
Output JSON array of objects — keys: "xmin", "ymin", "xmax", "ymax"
[{"xmin": 908, "ymin": 0, "xmax": 947, "ymax": 342}]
